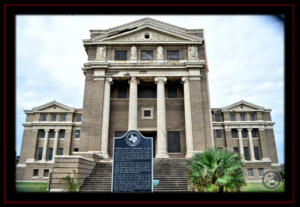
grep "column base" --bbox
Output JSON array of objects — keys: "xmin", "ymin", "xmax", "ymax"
[
  {"xmin": 101, "ymin": 153, "xmax": 110, "ymax": 159},
  {"xmin": 185, "ymin": 152, "xmax": 194, "ymax": 159},
  {"xmin": 155, "ymin": 153, "xmax": 169, "ymax": 158}
]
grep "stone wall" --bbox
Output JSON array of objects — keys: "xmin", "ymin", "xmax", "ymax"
[{"xmin": 49, "ymin": 156, "xmax": 96, "ymax": 191}]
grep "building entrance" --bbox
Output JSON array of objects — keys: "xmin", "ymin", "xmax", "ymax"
[{"xmin": 141, "ymin": 131, "xmax": 156, "ymax": 157}]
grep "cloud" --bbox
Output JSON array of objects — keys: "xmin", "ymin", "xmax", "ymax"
[{"xmin": 16, "ymin": 15, "xmax": 285, "ymax": 164}]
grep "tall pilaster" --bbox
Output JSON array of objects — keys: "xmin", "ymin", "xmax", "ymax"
[
  {"xmin": 237, "ymin": 128, "xmax": 245, "ymax": 161},
  {"xmin": 182, "ymin": 77, "xmax": 194, "ymax": 158},
  {"xmin": 154, "ymin": 77, "xmax": 169, "ymax": 158},
  {"xmin": 258, "ymin": 128, "xmax": 270, "ymax": 160},
  {"xmin": 100, "ymin": 77, "xmax": 113, "ymax": 158},
  {"xmin": 128, "ymin": 77, "xmax": 139, "ymax": 130},
  {"xmin": 42, "ymin": 129, "xmax": 50, "ymax": 162},
  {"xmin": 52, "ymin": 129, "xmax": 60, "ymax": 158},
  {"xmin": 247, "ymin": 128, "xmax": 255, "ymax": 161}
]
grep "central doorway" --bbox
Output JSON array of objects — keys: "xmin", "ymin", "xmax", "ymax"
[{"xmin": 140, "ymin": 131, "xmax": 156, "ymax": 157}]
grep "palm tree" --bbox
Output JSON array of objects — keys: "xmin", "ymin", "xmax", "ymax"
[
  {"xmin": 186, "ymin": 148, "xmax": 246, "ymax": 192},
  {"xmin": 62, "ymin": 170, "xmax": 79, "ymax": 192}
]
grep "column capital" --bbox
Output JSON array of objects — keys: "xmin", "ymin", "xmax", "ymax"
[
  {"xmin": 181, "ymin": 77, "xmax": 190, "ymax": 83},
  {"xmin": 105, "ymin": 77, "xmax": 113, "ymax": 84},
  {"xmin": 128, "ymin": 77, "xmax": 140, "ymax": 85},
  {"xmin": 154, "ymin": 76, "xmax": 167, "ymax": 84},
  {"xmin": 44, "ymin": 129, "xmax": 50, "ymax": 132},
  {"xmin": 258, "ymin": 127, "xmax": 265, "ymax": 131},
  {"xmin": 237, "ymin": 128, "xmax": 243, "ymax": 132},
  {"xmin": 247, "ymin": 128, "xmax": 253, "ymax": 131},
  {"xmin": 54, "ymin": 129, "xmax": 60, "ymax": 132}
]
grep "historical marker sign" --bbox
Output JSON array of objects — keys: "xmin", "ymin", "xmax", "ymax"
[{"xmin": 112, "ymin": 130, "xmax": 153, "ymax": 192}]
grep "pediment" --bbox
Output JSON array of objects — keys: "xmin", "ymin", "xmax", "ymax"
[
  {"xmin": 221, "ymin": 100, "xmax": 265, "ymax": 112},
  {"xmin": 30, "ymin": 101, "xmax": 75, "ymax": 113},
  {"xmin": 94, "ymin": 25, "xmax": 200, "ymax": 42}
]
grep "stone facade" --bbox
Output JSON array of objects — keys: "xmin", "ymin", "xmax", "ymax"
[{"xmin": 17, "ymin": 18, "xmax": 280, "ymax": 189}]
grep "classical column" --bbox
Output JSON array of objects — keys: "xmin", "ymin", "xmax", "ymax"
[
  {"xmin": 100, "ymin": 77, "xmax": 113, "ymax": 158},
  {"xmin": 52, "ymin": 129, "xmax": 60, "ymax": 158},
  {"xmin": 237, "ymin": 128, "xmax": 245, "ymax": 161},
  {"xmin": 128, "ymin": 77, "xmax": 139, "ymax": 130},
  {"xmin": 182, "ymin": 77, "xmax": 194, "ymax": 158},
  {"xmin": 154, "ymin": 77, "xmax": 169, "ymax": 158},
  {"xmin": 247, "ymin": 128, "xmax": 256, "ymax": 161},
  {"xmin": 42, "ymin": 129, "xmax": 50, "ymax": 162}
]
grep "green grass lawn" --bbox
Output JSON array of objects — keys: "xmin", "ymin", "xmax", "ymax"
[
  {"xmin": 241, "ymin": 182, "xmax": 284, "ymax": 192},
  {"xmin": 16, "ymin": 182, "xmax": 48, "ymax": 192}
]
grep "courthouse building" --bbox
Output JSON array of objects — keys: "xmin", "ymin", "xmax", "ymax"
[{"xmin": 16, "ymin": 18, "xmax": 280, "ymax": 191}]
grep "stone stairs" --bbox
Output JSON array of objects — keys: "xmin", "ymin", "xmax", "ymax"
[
  {"xmin": 153, "ymin": 158, "xmax": 190, "ymax": 192},
  {"xmin": 80, "ymin": 161, "xmax": 112, "ymax": 192},
  {"xmin": 80, "ymin": 158, "xmax": 190, "ymax": 192}
]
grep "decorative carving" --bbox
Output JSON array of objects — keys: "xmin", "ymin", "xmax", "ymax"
[
  {"xmin": 181, "ymin": 77, "xmax": 190, "ymax": 84},
  {"xmin": 96, "ymin": 45, "xmax": 106, "ymax": 61},
  {"xmin": 105, "ymin": 77, "xmax": 113, "ymax": 84},
  {"xmin": 157, "ymin": 46, "xmax": 163, "ymax": 60},
  {"xmin": 154, "ymin": 76, "xmax": 167, "ymax": 84},
  {"xmin": 128, "ymin": 77, "xmax": 140, "ymax": 85},
  {"xmin": 188, "ymin": 45, "xmax": 198, "ymax": 59},
  {"xmin": 130, "ymin": 45, "xmax": 137, "ymax": 60}
]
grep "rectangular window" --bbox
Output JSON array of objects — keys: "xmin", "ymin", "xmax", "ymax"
[
  {"xmin": 49, "ymin": 129, "xmax": 55, "ymax": 138},
  {"xmin": 51, "ymin": 114, "xmax": 57, "ymax": 121},
  {"xmin": 43, "ymin": 169, "xmax": 49, "ymax": 177},
  {"xmin": 144, "ymin": 110, "xmax": 151, "ymax": 117},
  {"xmin": 168, "ymin": 131, "xmax": 181, "ymax": 153},
  {"xmin": 167, "ymin": 86, "xmax": 177, "ymax": 98},
  {"xmin": 216, "ymin": 129, "xmax": 222, "ymax": 138},
  {"xmin": 115, "ymin": 131, "xmax": 126, "ymax": 137},
  {"xmin": 240, "ymin": 113, "xmax": 246, "ymax": 121},
  {"xmin": 138, "ymin": 85, "xmax": 156, "ymax": 98},
  {"xmin": 60, "ymin": 114, "xmax": 66, "ymax": 121},
  {"xmin": 252, "ymin": 129, "xmax": 258, "ymax": 138},
  {"xmin": 75, "ymin": 130, "xmax": 80, "ymax": 138},
  {"xmin": 231, "ymin": 129, "xmax": 238, "ymax": 138},
  {"xmin": 215, "ymin": 114, "xmax": 221, "ymax": 122},
  {"xmin": 250, "ymin": 112, "xmax": 256, "ymax": 121},
  {"xmin": 41, "ymin": 114, "xmax": 47, "ymax": 121},
  {"xmin": 74, "ymin": 148, "xmax": 79, "ymax": 152},
  {"xmin": 167, "ymin": 50, "xmax": 179, "ymax": 60},
  {"xmin": 248, "ymin": 168, "xmax": 254, "ymax": 176},
  {"xmin": 230, "ymin": 113, "xmax": 236, "ymax": 121},
  {"xmin": 48, "ymin": 148, "xmax": 53, "ymax": 160},
  {"xmin": 233, "ymin": 147, "xmax": 239, "ymax": 154},
  {"xmin": 244, "ymin": 147, "xmax": 250, "ymax": 160},
  {"xmin": 37, "ymin": 148, "xmax": 43, "ymax": 160},
  {"xmin": 141, "ymin": 50, "xmax": 153, "ymax": 60},
  {"xmin": 39, "ymin": 130, "xmax": 45, "ymax": 138},
  {"xmin": 258, "ymin": 168, "xmax": 264, "ymax": 177},
  {"xmin": 117, "ymin": 87, "xmax": 127, "ymax": 98},
  {"xmin": 57, "ymin": 148, "xmax": 64, "ymax": 155},
  {"xmin": 115, "ymin": 50, "xmax": 127, "ymax": 60},
  {"xmin": 76, "ymin": 115, "xmax": 81, "ymax": 122},
  {"xmin": 254, "ymin": 146, "xmax": 260, "ymax": 160},
  {"xmin": 33, "ymin": 169, "xmax": 39, "ymax": 177},
  {"xmin": 59, "ymin": 130, "xmax": 65, "ymax": 138},
  {"xmin": 242, "ymin": 129, "xmax": 248, "ymax": 138}
]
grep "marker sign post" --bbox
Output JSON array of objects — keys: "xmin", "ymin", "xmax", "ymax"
[{"xmin": 111, "ymin": 130, "xmax": 153, "ymax": 192}]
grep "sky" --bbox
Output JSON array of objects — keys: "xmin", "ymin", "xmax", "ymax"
[{"xmin": 16, "ymin": 15, "xmax": 284, "ymax": 164}]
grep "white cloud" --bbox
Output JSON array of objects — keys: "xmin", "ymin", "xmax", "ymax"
[{"xmin": 16, "ymin": 15, "xmax": 285, "ymax": 164}]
